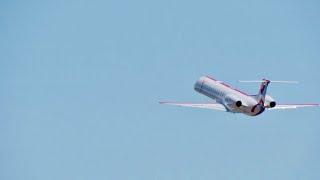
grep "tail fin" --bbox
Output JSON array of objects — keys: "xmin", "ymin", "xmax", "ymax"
[{"xmin": 256, "ymin": 79, "xmax": 270, "ymax": 103}]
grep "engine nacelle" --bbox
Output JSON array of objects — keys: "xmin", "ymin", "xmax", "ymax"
[
  {"xmin": 265, "ymin": 95, "xmax": 276, "ymax": 108},
  {"xmin": 225, "ymin": 94, "xmax": 243, "ymax": 108},
  {"xmin": 236, "ymin": 101, "xmax": 242, "ymax": 107}
]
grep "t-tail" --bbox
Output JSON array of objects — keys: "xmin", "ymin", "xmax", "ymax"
[{"xmin": 237, "ymin": 79, "xmax": 299, "ymax": 103}]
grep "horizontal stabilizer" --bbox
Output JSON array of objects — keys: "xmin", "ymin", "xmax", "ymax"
[{"xmin": 237, "ymin": 80, "xmax": 299, "ymax": 83}]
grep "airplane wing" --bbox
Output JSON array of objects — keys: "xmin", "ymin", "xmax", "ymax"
[
  {"xmin": 159, "ymin": 102, "xmax": 226, "ymax": 111},
  {"xmin": 268, "ymin": 104, "xmax": 320, "ymax": 110}
]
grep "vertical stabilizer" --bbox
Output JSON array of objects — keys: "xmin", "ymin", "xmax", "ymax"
[{"xmin": 256, "ymin": 79, "xmax": 270, "ymax": 103}]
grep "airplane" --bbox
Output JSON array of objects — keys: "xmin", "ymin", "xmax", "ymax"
[{"xmin": 159, "ymin": 76, "xmax": 320, "ymax": 116}]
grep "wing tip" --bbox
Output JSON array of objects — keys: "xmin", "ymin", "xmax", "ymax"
[{"xmin": 159, "ymin": 102, "xmax": 169, "ymax": 104}]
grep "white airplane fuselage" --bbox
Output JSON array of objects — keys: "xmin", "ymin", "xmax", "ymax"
[{"xmin": 194, "ymin": 76, "xmax": 274, "ymax": 116}]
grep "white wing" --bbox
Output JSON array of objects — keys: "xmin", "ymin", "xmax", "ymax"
[
  {"xmin": 159, "ymin": 102, "xmax": 226, "ymax": 111},
  {"xmin": 269, "ymin": 104, "xmax": 320, "ymax": 110}
]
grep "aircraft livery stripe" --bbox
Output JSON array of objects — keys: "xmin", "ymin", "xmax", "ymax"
[{"xmin": 205, "ymin": 76, "xmax": 250, "ymax": 96}]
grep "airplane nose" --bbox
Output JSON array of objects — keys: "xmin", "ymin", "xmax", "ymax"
[{"xmin": 194, "ymin": 78, "xmax": 203, "ymax": 91}]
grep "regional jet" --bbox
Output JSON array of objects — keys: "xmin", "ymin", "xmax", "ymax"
[{"xmin": 160, "ymin": 76, "xmax": 319, "ymax": 116}]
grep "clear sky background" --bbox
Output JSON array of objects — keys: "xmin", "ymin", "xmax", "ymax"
[{"xmin": 1, "ymin": 0, "xmax": 320, "ymax": 179}]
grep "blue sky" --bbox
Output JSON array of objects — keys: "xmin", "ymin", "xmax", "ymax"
[{"xmin": 1, "ymin": 0, "xmax": 320, "ymax": 179}]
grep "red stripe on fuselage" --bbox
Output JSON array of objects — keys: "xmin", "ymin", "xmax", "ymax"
[
  {"xmin": 205, "ymin": 76, "xmax": 250, "ymax": 96},
  {"xmin": 205, "ymin": 76, "xmax": 218, "ymax": 81}
]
